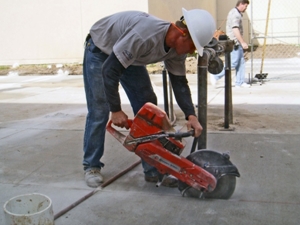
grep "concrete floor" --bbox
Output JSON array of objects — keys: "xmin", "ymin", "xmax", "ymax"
[{"xmin": 1, "ymin": 65, "xmax": 300, "ymax": 224}]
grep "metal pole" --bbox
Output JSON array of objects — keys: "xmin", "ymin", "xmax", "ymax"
[
  {"xmin": 162, "ymin": 66, "xmax": 169, "ymax": 117},
  {"xmin": 196, "ymin": 51, "xmax": 208, "ymax": 150},
  {"xmin": 168, "ymin": 81, "xmax": 174, "ymax": 122},
  {"xmin": 298, "ymin": 17, "xmax": 300, "ymax": 45},
  {"xmin": 259, "ymin": 0, "xmax": 272, "ymax": 75},
  {"xmin": 250, "ymin": 0, "xmax": 254, "ymax": 83},
  {"xmin": 224, "ymin": 51, "xmax": 233, "ymax": 128}
]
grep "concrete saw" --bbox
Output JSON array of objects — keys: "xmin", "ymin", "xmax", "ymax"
[{"xmin": 107, "ymin": 102, "xmax": 240, "ymax": 199}]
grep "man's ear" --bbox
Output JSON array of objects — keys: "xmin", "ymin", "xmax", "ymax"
[
  {"xmin": 181, "ymin": 28, "xmax": 190, "ymax": 37},
  {"xmin": 181, "ymin": 28, "xmax": 189, "ymax": 37}
]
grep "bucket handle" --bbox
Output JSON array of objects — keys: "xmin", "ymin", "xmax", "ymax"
[{"xmin": 106, "ymin": 120, "xmax": 132, "ymax": 144}]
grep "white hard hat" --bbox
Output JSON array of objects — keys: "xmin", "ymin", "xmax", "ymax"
[{"xmin": 182, "ymin": 8, "xmax": 216, "ymax": 56}]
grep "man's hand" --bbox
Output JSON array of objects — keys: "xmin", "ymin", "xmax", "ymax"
[
  {"xmin": 232, "ymin": 28, "xmax": 248, "ymax": 50},
  {"xmin": 111, "ymin": 111, "xmax": 130, "ymax": 129},
  {"xmin": 186, "ymin": 115, "xmax": 203, "ymax": 137},
  {"xmin": 241, "ymin": 42, "xmax": 248, "ymax": 50}
]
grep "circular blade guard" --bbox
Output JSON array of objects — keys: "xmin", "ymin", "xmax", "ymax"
[{"xmin": 178, "ymin": 150, "xmax": 240, "ymax": 199}]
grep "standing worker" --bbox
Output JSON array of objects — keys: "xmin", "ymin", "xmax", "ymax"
[
  {"xmin": 210, "ymin": 0, "xmax": 250, "ymax": 88},
  {"xmin": 82, "ymin": 9, "xmax": 216, "ymax": 188}
]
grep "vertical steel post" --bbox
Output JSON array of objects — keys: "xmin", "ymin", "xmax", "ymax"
[
  {"xmin": 224, "ymin": 51, "xmax": 233, "ymax": 128},
  {"xmin": 168, "ymin": 82, "xmax": 174, "ymax": 122},
  {"xmin": 162, "ymin": 67, "xmax": 169, "ymax": 117},
  {"xmin": 196, "ymin": 51, "xmax": 209, "ymax": 150},
  {"xmin": 250, "ymin": 0, "xmax": 254, "ymax": 83}
]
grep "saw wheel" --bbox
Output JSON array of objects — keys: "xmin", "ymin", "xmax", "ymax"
[{"xmin": 178, "ymin": 150, "xmax": 239, "ymax": 199}]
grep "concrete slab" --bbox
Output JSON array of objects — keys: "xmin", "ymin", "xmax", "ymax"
[{"xmin": 1, "ymin": 72, "xmax": 300, "ymax": 225}]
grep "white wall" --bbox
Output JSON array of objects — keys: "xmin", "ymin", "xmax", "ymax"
[
  {"xmin": 148, "ymin": 0, "xmax": 216, "ymax": 22},
  {"xmin": 0, "ymin": 0, "xmax": 217, "ymax": 65},
  {"xmin": 0, "ymin": 0, "xmax": 148, "ymax": 65},
  {"xmin": 249, "ymin": 0, "xmax": 300, "ymax": 45},
  {"xmin": 2, "ymin": 0, "xmax": 298, "ymax": 65}
]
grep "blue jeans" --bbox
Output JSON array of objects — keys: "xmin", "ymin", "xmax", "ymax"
[
  {"xmin": 212, "ymin": 45, "xmax": 246, "ymax": 86},
  {"xmin": 82, "ymin": 38, "xmax": 158, "ymax": 177}
]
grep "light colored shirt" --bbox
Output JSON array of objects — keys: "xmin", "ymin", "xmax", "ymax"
[
  {"xmin": 226, "ymin": 7, "xmax": 243, "ymax": 45},
  {"xmin": 90, "ymin": 11, "xmax": 186, "ymax": 75}
]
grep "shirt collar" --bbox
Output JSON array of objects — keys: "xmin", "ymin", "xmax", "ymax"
[{"xmin": 235, "ymin": 7, "xmax": 243, "ymax": 16}]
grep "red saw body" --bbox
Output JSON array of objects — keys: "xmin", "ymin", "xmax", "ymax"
[{"xmin": 107, "ymin": 102, "xmax": 217, "ymax": 192}]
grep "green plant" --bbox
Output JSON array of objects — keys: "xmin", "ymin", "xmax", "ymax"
[
  {"xmin": 0, "ymin": 65, "xmax": 10, "ymax": 70},
  {"xmin": 187, "ymin": 52, "xmax": 197, "ymax": 58}
]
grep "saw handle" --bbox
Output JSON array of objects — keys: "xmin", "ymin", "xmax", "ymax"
[
  {"xmin": 107, "ymin": 119, "xmax": 133, "ymax": 130},
  {"xmin": 106, "ymin": 119, "xmax": 133, "ymax": 144},
  {"xmin": 167, "ymin": 129, "xmax": 195, "ymax": 139}
]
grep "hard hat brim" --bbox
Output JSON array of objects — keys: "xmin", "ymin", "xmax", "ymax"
[{"xmin": 182, "ymin": 8, "xmax": 204, "ymax": 56}]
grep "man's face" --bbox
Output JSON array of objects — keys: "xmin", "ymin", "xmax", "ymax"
[
  {"xmin": 175, "ymin": 36, "xmax": 196, "ymax": 55},
  {"xmin": 239, "ymin": 3, "xmax": 248, "ymax": 13}
]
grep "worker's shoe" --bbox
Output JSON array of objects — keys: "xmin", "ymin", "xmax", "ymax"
[
  {"xmin": 145, "ymin": 175, "xmax": 178, "ymax": 188},
  {"xmin": 236, "ymin": 83, "xmax": 250, "ymax": 88},
  {"xmin": 84, "ymin": 167, "xmax": 104, "ymax": 188}
]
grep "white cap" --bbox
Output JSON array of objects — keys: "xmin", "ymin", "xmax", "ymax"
[{"xmin": 182, "ymin": 8, "xmax": 216, "ymax": 56}]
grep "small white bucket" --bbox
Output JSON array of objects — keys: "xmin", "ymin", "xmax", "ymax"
[{"xmin": 3, "ymin": 193, "xmax": 54, "ymax": 225}]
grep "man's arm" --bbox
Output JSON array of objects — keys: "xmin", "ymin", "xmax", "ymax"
[
  {"xmin": 168, "ymin": 72, "xmax": 202, "ymax": 137},
  {"xmin": 232, "ymin": 27, "xmax": 248, "ymax": 49},
  {"xmin": 102, "ymin": 52, "xmax": 130, "ymax": 128},
  {"xmin": 102, "ymin": 51, "xmax": 125, "ymax": 112},
  {"xmin": 168, "ymin": 72, "xmax": 195, "ymax": 118}
]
